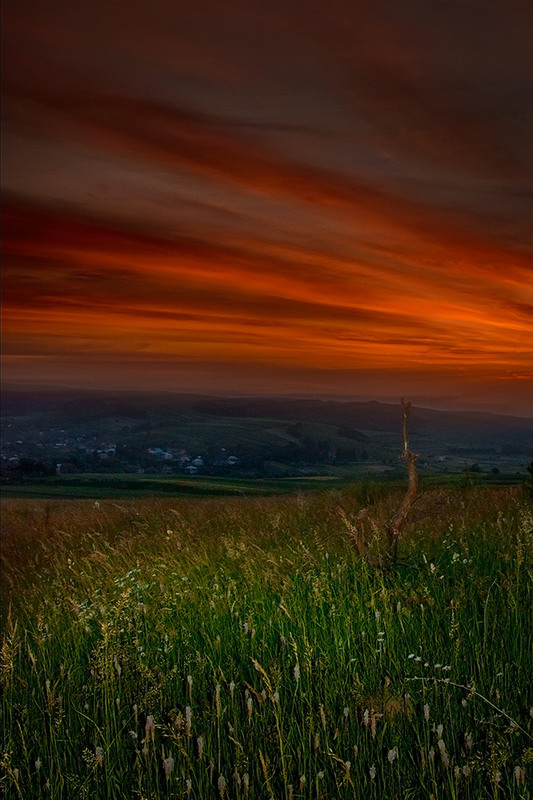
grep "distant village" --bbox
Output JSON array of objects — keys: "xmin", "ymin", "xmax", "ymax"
[
  {"xmin": 2, "ymin": 413, "xmax": 530, "ymax": 484},
  {"xmin": 1, "ymin": 425, "xmax": 243, "ymax": 480}
]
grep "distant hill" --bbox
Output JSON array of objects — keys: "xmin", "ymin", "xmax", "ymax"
[{"xmin": 2, "ymin": 387, "xmax": 532, "ymax": 480}]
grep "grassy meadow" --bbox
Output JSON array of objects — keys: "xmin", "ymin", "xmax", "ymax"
[{"xmin": 1, "ymin": 484, "xmax": 532, "ymax": 799}]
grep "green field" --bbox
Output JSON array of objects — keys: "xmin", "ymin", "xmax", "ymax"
[
  {"xmin": 0, "ymin": 473, "xmax": 354, "ymax": 500},
  {"xmin": 1, "ymin": 483, "xmax": 532, "ymax": 799},
  {"xmin": 0, "ymin": 467, "xmax": 526, "ymax": 501}
]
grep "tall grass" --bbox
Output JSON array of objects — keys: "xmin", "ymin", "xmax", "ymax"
[{"xmin": 1, "ymin": 486, "xmax": 532, "ymax": 799}]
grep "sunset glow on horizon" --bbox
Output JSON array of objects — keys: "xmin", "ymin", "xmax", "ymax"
[{"xmin": 3, "ymin": 0, "xmax": 533, "ymax": 414}]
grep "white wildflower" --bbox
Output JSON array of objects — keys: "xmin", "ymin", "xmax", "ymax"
[
  {"xmin": 197, "ymin": 736, "xmax": 204, "ymax": 758},
  {"xmin": 423, "ymin": 704, "xmax": 430, "ymax": 721},
  {"xmin": 369, "ymin": 764, "xmax": 376, "ymax": 779},
  {"xmin": 293, "ymin": 664, "xmax": 300, "ymax": 681},
  {"xmin": 388, "ymin": 747, "xmax": 398, "ymax": 763},
  {"xmin": 218, "ymin": 774, "xmax": 226, "ymax": 796}
]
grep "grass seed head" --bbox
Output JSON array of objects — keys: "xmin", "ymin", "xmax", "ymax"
[
  {"xmin": 145, "ymin": 715, "xmax": 155, "ymax": 742},
  {"xmin": 514, "ymin": 766, "xmax": 526, "ymax": 785},
  {"xmin": 163, "ymin": 756, "xmax": 174, "ymax": 779}
]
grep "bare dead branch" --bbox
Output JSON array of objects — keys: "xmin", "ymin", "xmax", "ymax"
[
  {"xmin": 340, "ymin": 398, "xmax": 418, "ymax": 568},
  {"xmin": 385, "ymin": 398, "xmax": 418, "ymax": 563}
]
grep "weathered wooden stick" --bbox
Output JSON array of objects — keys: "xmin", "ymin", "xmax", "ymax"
[
  {"xmin": 341, "ymin": 398, "xmax": 418, "ymax": 568},
  {"xmin": 385, "ymin": 398, "xmax": 418, "ymax": 563}
]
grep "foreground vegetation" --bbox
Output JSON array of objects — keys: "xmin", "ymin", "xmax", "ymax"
[{"xmin": 1, "ymin": 485, "xmax": 532, "ymax": 799}]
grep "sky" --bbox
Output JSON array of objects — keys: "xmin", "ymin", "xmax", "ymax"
[{"xmin": 2, "ymin": 0, "xmax": 533, "ymax": 414}]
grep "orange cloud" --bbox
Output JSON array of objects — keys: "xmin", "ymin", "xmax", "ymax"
[{"xmin": 3, "ymin": 203, "xmax": 532, "ymax": 391}]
